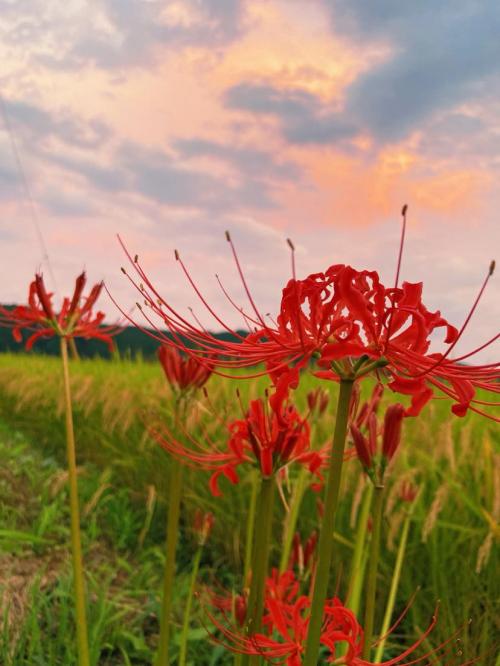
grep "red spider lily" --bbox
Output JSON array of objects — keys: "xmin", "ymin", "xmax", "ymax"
[
  {"xmin": 115, "ymin": 210, "xmax": 499, "ymax": 421},
  {"xmin": 350, "ymin": 403, "xmax": 406, "ymax": 480},
  {"xmin": 207, "ymin": 569, "xmax": 463, "ymax": 665},
  {"xmin": 150, "ymin": 394, "xmax": 327, "ymax": 497},
  {"xmin": 0, "ymin": 272, "xmax": 119, "ymax": 350},
  {"xmin": 158, "ymin": 345, "xmax": 214, "ymax": 391}
]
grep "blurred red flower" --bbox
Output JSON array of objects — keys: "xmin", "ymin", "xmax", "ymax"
[
  {"xmin": 150, "ymin": 394, "xmax": 327, "ymax": 496},
  {"xmin": 158, "ymin": 344, "xmax": 214, "ymax": 391},
  {"xmin": 0, "ymin": 272, "xmax": 119, "ymax": 350},
  {"xmin": 207, "ymin": 568, "xmax": 453, "ymax": 665}
]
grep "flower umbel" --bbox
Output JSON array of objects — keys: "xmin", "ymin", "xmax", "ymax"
[
  {"xmin": 207, "ymin": 569, "xmax": 462, "ymax": 666},
  {"xmin": 0, "ymin": 271, "xmax": 119, "ymax": 350},
  {"xmin": 116, "ymin": 211, "xmax": 498, "ymax": 420},
  {"xmin": 150, "ymin": 393, "xmax": 326, "ymax": 497}
]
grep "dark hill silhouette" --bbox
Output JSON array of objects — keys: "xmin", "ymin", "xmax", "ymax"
[{"xmin": 0, "ymin": 304, "xmax": 248, "ymax": 359}]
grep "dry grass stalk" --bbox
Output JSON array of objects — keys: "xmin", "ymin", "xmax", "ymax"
[{"xmin": 422, "ymin": 484, "xmax": 448, "ymax": 543}]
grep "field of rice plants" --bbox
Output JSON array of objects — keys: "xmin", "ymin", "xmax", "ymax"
[{"xmin": 0, "ymin": 352, "xmax": 498, "ymax": 665}]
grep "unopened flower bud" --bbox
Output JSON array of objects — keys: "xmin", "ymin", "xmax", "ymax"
[{"xmin": 382, "ymin": 403, "xmax": 405, "ymax": 461}]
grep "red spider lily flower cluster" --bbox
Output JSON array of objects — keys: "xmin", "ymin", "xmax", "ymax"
[
  {"xmin": 208, "ymin": 568, "xmax": 452, "ymax": 665},
  {"xmin": 115, "ymin": 214, "xmax": 499, "ymax": 421},
  {"xmin": 0, "ymin": 272, "xmax": 119, "ymax": 350},
  {"xmin": 150, "ymin": 394, "xmax": 327, "ymax": 497},
  {"xmin": 350, "ymin": 403, "xmax": 406, "ymax": 483},
  {"xmin": 158, "ymin": 345, "xmax": 214, "ymax": 392}
]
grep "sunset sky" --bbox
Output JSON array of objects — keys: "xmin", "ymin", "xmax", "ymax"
[{"xmin": 1, "ymin": 1, "xmax": 498, "ymax": 360}]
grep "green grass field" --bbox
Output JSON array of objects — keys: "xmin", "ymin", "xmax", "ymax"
[{"xmin": 0, "ymin": 352, "xmax": 498, "ymax": 665}]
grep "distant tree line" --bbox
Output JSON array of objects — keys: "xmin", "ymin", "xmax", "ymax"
[{"xmin": 0, "ymin": 307, "xmax": 247, "ymax": 360}]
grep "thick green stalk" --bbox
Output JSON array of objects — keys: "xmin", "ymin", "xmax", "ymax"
[
  {"xmin": 155, "ymin": 459, "xmax": 183, "ymax": 666},
  {"xmin": 60, "ymin": 337, "xmax": 90, "ymax": 666},
  {"xmin": 362, "ymin": 484, "xmax": 384, "ymax": 660},
  {"xmin": 243, "ymin": 470, "xmax": 259, "ymax": 583},
  {"xmin": 242, "ymin": 475, "xmax": 276, "ymax": 666},
  {"xmin": 346, "ymin": 482, "xmax": 373, "ymax": 614},
  {"xmin": 178, "ymin": 546, "xmax": 202, "ymax": 666},
  {"xmin": 374, "ymin": 508, "xmax": 412, "ymax": 662},
  {"xmin": 303, "ymin": 379, "xmax": 354, "ymax": 666},
  {"xmin": 279, "ymin": 466, "xmax": 308, "ymax": 573}
]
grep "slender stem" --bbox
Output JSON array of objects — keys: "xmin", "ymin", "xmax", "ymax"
[
  {"xmin": 155, "ymin": 458, "xmax": 183, "ymax": 666},
  {"xmin": 374, "ymin": 508, "xmax": 413, "ymax": 662},
  {"xmin": 68, "ymin": 337, "xmax": 80, "ymax": 360},
  {"xmin": 243, "ymin": 470, "xmax": 259, "ymax": 583},
  {"xmin": 178, "ymin": 546, "xmax": 202, "ymax": 666},
  {"xmin": 303, "ymin": 379, "xmax": 354, "ymax": 666},
  {"xmin": 346, "ymin": 482, "xmax": 373, "ymax": 613},
  {"xmin": 336, "ymin": 481, "xmax": 373, "ymax": 661},
  {"xmin": 236, "ymin": 472, "xmax": 259, "ymax": 666},
  {"xmin": 60, "ymin": 337, "xmax": 90, "ymax": 666},
  {"xmin": 242, "ymin": 475, "xmax": 276, "ymax": 666},
  {"xmin": 279, "ymin": 466, "xmax": 308, "ymax": 574},
  {"xmin": 362, "ymin": 483, "xmax": 385, "ymax": 659}
]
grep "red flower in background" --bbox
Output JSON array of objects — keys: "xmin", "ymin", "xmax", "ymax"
[
  {"xmin": 350, "ymin": 402, "xmax": 406, "ymax": 481},
  {"xmin": 0, "ymin": 272, "xmax": 119, "ymax": 350},
  {"xmin": 150, "ymin": 394, "xmax": 327, "ymax": 496},
  {"xmin": 207, "ymin": 569, "xmax": 456, "ymax": 665},
  {"xmin": 116, "ymin": 209, "xmax": 499, "ymax": 421},
  {"xmin": 158, "ymin": 345, "xmax": 213, "ymax": 391}
]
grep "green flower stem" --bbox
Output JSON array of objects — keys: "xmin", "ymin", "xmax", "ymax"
[
  {"xmin": 374, "ymin": 506, "xmax": 414, "ymax": 662},
  {"xmin": 156, "ymin": 458, "xmax": 183, "ymax": 666},
  {"xmin": 303, "ymin": 379, "xmax": 354, "ymax": 666},
  {"xmin": 347, "ymin": 482, "xmax": 374, "ymax": 614},
  {"xmin": 242, "ymin": 475, "xmax": 276, "ymax": 666},
  {"xmin": 243, "ymin": 470, "xmax": 259, "ymax": 583},
  {"xmin": 60, "ymin": 337, "xmax": 90, "ymax": 666},
  {"xmin": 278, "ymin": 466, "xmax": 308, "ymax": 574},
  {"xmin": 362, "ymin": 483, "xmax": 385, "ymax": 660},
  {"xmin": 178, "ymin": 545, "xmax": 202, "ymax": 666}
]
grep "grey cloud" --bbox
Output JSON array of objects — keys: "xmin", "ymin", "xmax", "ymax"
[
  {"xmin": 417, "ymin": 111, "xmax": 500, "ymax": 167},
  {"xmin": 173, "ymin": 137, "xmax": 302, "ymax": 180},
  {"xmin": 16, "ymin": 0, "xmax": 247, "ymax": 71},
  {"xmin": 39, "ymin": 189, "xmax": 98, "ymax": 217},
  {"xmin": 326, "ymin": 0, "xmax": 500, "ymax": 141},
  {"xmin": 4, "ymin": 99, "xmax": 111, "ymax": 149},
  {"xmin": 42, "ymin": 140, "xmax": 279, "ymax": 212},
  {"xmin": 225, "ymin": 2, "xmax": 500, "ymax": 146},
  {"xmin": 48, "ymin": 152, "xmax": 128, "ymax": 192},
  {"xmin": 225, "ymin": 84, "xmax": 359, "ymax": 146},
  {"xmin": 117, "ymin": 141, "xmax": 276, "ymax": 210}
]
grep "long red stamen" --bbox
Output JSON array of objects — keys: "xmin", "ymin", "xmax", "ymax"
[
  {"xmin": 412, "ymin": 260, "xmax": 496, "ymax": 377},
  {"xmin": 226, "ymin": 231, "xmax": 290, "ymax": 350},
  {"xmin": 384, "ymin": 205, "xmax": 408, "ymax": 349},
  {"xmin": 288, "ymin": 237, "xmax": 306, "ymax": 351}
]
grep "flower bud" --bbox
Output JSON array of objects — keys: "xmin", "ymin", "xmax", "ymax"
[{"xmin": 382, "ymin": 403, "xmax": 405, "ymax": 461}]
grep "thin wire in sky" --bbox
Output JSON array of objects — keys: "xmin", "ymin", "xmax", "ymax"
[{"xmin": 0, "ymin": 92, "xmax": 58, "ymax": 291}]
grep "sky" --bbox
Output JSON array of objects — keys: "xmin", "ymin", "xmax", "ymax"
[{"xmin": 0, "ymin": 0, "xmax": 498, "ymax": 361}]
